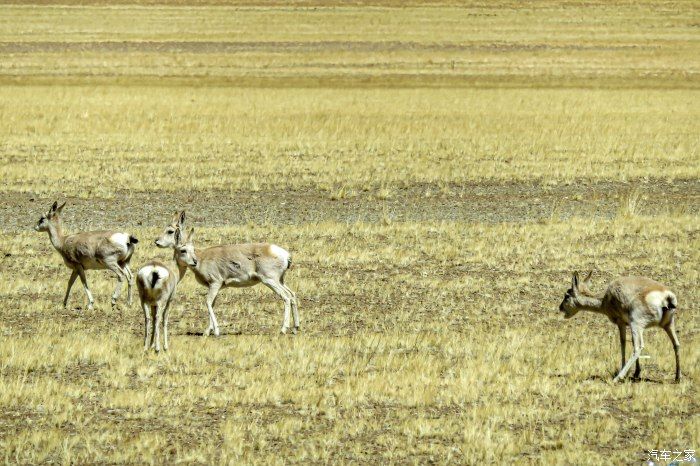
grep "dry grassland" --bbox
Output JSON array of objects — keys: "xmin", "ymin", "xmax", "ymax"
[{"xmin": 0, "ymin": 1, "xmax": 698, "ymax": 464}]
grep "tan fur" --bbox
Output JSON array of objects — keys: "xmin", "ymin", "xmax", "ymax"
[
  {"xmin": 35, "ymin": 201, "xmax": 137, "ymax": 310},
  {"xmin": 190, "ymin": 243, "xmax": 287, "ymax": 288},
  {"xmin": 155, "ymin": 212, "xmax": 298, "ymax": 336},
  {"xmin": 559, "ymin": 272, "xmax": 681, "ymax": 382},
  {"xmin": 61, "ymin": 231, "xmax": 133, "ymax": 267},
  {"xmin": 137, "ymin": 255, "xmax": 187, "ymax": 352}
]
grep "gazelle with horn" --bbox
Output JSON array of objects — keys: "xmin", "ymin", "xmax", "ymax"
[
  {"xmin": 559, "ymin": 271, "xmax": 680, "ymax": 382},
  {"xmin": 137, "ymin": 228, "xmax": 194, "ymax": 352},
  {"xmin": 34, "ymin": 201, "xmax": 138, "ymax": 310},
  {"xmin": 156, "ymin": 212, "xmax": 299, "ymax": 336}
]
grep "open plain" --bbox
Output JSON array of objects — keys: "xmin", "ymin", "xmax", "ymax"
[{"xmin": 0, "ymin": 1, "xmax": 698, "ymax": 463}]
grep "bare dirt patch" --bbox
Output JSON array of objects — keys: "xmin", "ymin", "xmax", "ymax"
[{"xmin": 4, "ymin": 179, "xmax": 698, "ymax": 233}]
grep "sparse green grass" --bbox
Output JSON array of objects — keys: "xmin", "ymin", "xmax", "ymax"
[{"xmin": 0, "ymin": 1, "xmax": 698, "ymax": 464}]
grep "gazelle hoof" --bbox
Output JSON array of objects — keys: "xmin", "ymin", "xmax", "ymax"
[
  {"xmin": 292, "ymin": 327, "xmax": 299, "ymax": 335},
  {"xmin": 280, "ymin": 327, "xmax": 288, "ymax": 335}
]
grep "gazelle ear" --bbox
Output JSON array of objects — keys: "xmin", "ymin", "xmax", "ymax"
[
  {"xmin": 572, "ymin": 272, "xmax": 580, "ymax": 291},
  {"xmin": 56, "ymin": 201, "xmax": 66, "ymax": 213},
  {"xmin": 187, "ymin": 227, "xmax": 195, "ymax": 242},
  {"xmin": 582, "ymin": 270, "xmax": 593, "ymax": 287},
  {"xmin": 47, "ymin": 201, "xmax": 58, "ymax": 217},
  {"xmin": 178, "ymin": 211, "xmax": 186, "ymax": 228},
  {"xmin": 174, "ymin": 228, "xmax": 182, "ymax": 246}
]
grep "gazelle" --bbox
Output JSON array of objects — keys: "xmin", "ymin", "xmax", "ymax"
[
  {"xmin": 559, "ymin": 271, "xmax": 680, "ymax": 382},
  {"xmin": 137, "ymin": 229, "xmax": 194, "ymax": 352},
  {"xmin": 155, "ymin": 212, "xmax": 298, "ymax": 336},
  {"xmin": 34, "ymin": 201, "xmax": 138, "ymax": 310}
]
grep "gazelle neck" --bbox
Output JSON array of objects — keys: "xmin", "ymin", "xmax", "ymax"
[
  {"xmin": 46, "ymin": 219, "xmax": 65, "ymax": 250},
  {"xmin": 172, "ymin": 249, "xmax": 189, "ymax": 281},
  {"xmin": 574, "ymin": 293, "xmax": 606, "ymax": 314}
]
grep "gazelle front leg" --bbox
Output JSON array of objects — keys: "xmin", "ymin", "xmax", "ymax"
[
  {"xmin": 614, "ymin": 323, "xmax": 644, "ymax": 382},
  {"xmin": 63, "ymin": 270, "xmax": 78, "ymax": 309},
  {"xmin": 75, "ymin": 266, "xmax": 94, "ymax": 310},
  {"xmin": 617, "ymin": 324, "xmax": 626, "ymax": 374},
  {"xmin": 205, "ymin": 282, "xmax": 222, "ymax": 337}
]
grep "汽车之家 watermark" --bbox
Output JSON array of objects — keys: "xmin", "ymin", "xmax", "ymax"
[{"xmin": 645, "ymin": 449, "xmax": 696, "ymax": 463}]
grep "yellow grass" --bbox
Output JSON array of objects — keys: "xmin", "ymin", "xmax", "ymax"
[
  {"xmin": 0, "ymin": 1, "xmax": 698, "ymax": 464},
  {"xmin": 1, "ymin": 218, "xmax": 699, "ymax": 463},
  {"xmin": 1, "ymin": 86, "xmax": 698, "ymax": 197}
]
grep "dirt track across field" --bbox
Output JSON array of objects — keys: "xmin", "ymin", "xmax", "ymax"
[{"xmin": 5, "ymin": 180, "xmax": 699, "ymax": 233}]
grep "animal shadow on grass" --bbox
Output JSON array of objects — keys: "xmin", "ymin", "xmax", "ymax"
[
  {"xmin": 184, "ymin": 329, "xmax": 243, "ymax": 337},
  {"xmin": 629, "ymin": 377, "xmax": 666, "ymax": 385},
  {"xmin": 549, "ymin": 372, "xmax": 667, "ymax": 384}
]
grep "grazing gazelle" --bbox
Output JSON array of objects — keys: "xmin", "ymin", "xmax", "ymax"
[
  {"xmin": 34, "ymin": 201, "xmax": 138, "ymax": 310},
  {"xmin": 155, "ymin": 212, "xmax": 298, "ymax": 336},
  {"xmin": 559, "ymin": 271, "xmax": 680, "ymax": 382},
  {"xmin": 137, "ymin": 229, "xmax": 194, "ymax": 352}
]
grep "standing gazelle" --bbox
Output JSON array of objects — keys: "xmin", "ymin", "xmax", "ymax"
[
  {"xmin": 137, "ymin": 229, "xmax": 194, "ymax": 352},
  {"xmin": 155, "ymin": 212, "xmax": 299, "ymax": 336},
  {"xmin": 559, "ymin": 271, "xmax": 680, "ymax": 382},
  {"xmin": 34, "ymin": 201, "xmax": 138, "ymax": 310}
]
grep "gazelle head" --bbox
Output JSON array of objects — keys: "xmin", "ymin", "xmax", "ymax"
[
  {"xmin": 155, "ymin": 211, "xmax": 186, "ymax": 248},
  {"xmin": 559, "ymin": 271, "xmax": 593, "ymax": 318},
  {"xmin": 174, "ymin": 227, "xmax": 198, "ymax": 267},
  {"xmin": 34, "ymin": 201, "xmax": 66, "ymax": 232}
]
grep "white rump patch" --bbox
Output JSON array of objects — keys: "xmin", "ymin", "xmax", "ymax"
[
  {"xmin": 138, "ymin": 265, "xmax": 169, "ymax": 289},
  {"xmin": 269, "ymin": 244, "xmax": 290, "ymax": 264},
  {"xmin": 645, "ymin": 290, "xmax": 669, "ymax": 320},
  {"xmin": 110, "ymin": 232, "xmax": 130, "ymax": 251},
  {"xmin": 138, "ymin": 265, "xmax": 153, "ymax": 282},
  {"xmin": 138, "ymin": 265, "xmax": 154, "ymax": 281}
]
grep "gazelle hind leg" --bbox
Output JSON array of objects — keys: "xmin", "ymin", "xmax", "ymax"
[
  {"xmin": 664, "ymin": 317, "xmax": 681, "ymax": 382},
  {"xmin": 153, "ymin": 304, "xmax": 162, "ymax": 352},
  {"xmin": 282, "ymin": 284, "xmax": 300, "ymax": 333},
  {"xmin": 143, "ymin": 302, "xmax": 152, "ymax": 351},
  {"xmin": 163, "ymin": 297, "xmax": 172, "ymax": 351},
  {"xmin": 123, "ymin": 264, "xmax": 135, "ymax": 305},
  {"xmin": 261, "ymin": 278, "xmax": 292, "ymax": 334},
  {"xmin": 105, "ymin": 261, "xmax": 127, "ymax": 308}
]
